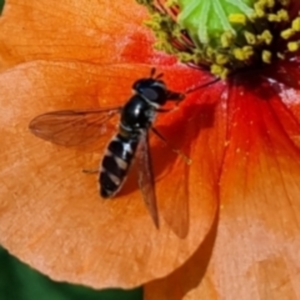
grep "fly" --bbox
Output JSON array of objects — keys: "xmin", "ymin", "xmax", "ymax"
[{"xmin": 29, "ymin": 69, "xmax": 184, "ymax": 228}]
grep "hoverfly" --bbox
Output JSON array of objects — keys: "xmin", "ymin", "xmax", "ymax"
[
  {"xmin": 29, "ymin": 69, "xmax": 184, "ymax": 229},
  {"xmin": 29, "ymin": 68, "xmax": 219, "ymax": 231}
]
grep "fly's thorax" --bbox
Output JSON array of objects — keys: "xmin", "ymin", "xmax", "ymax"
[{"xmin": 120, "ymin": 95, "xmax": 157, "ymax": 131}]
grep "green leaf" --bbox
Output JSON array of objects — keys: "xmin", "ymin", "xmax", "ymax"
[
  {"xmin": 178, "ymin": 0, "xmax": 254, "ymax": 44},
  {"xmin": 0, "ymin": 0, "xmax": 4, "ymax": 15},
  {"xmin": 0, "ymin": 246, "xmax": 143, "ymax": 300}
]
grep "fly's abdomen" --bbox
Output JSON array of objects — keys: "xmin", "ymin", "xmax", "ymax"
[{"xmin": 100, "ymin": 133, "xmax": 139, "ymax": 198}]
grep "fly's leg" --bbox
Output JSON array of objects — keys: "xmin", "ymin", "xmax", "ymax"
[
  {"xmin": 151, "ymin": 127, "xmax": 191, "ymax": 165},
  {"xmin": 156, "ymin": 92, "xmax": 185, "ymax": 113},
  {"xmin": 82, "ymin": 168, "xmax": 99, "ymax": 174}
]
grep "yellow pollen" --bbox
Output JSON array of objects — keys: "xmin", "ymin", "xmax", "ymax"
[
  {"xmin": 220, "ymin": 31, "xmax": 235, "ymax": 48},
  {"xmin": 206, "ymin": 47, "xmax": 214, "ymax": 59},
  {"xmin": 266, "ymin": 0, "xmax": 275, "ymax": 8},
  {"xmin": 255, "ymin": 8, "xmax": 265, "ymax": 18},
  {"xmin": 233, "ymin": 48, "xmax": 244, "ymax": 60},
  {"xmin": 216, "ymin": 54, "xmax": 229, "ymax": 65},
  {"xmin": 243, "ymin": 46, "xmax": 254, "ymax": 58},
  {"xmin": 257, "ymin": 0, "xmax": 275, "ymax": 8},
  {"xmin": 281, "ymin": 28, "xmax": 295, "ymax": 39},
  {"xmin": 268, "ymin": 10, "xmax": 289, "ymax": 22},
  {"xmin": 211, "ymin": 64, "xmax": 229, "ymax": 79},
  {"xmin": 254, "ymin": 2, "xmax": 266, "ymax": 17},
  {"xmin": 262, "ymin": 50, "xmax": 272, "ymax": 63},
  {"xmin": 277, "ymin": 9, "xmax": 289, "ymax": 21},
  {"xmin": 233, "ymin": 46, "xmax": 254, "ymax": 61},
  {"xmin": 244, "ymin": 31, "xmax": 257, "ymax": 45},
  {"xmin": 292, "ymin": 17, "xmax": 300, "ymax": 32},
  {"xmin": 178, "ymin": 52, "xmax": 194, "ymax": 62},
  {"xmin": 228, "ymin": 13, "xmax": 247, "ymax": 25},
  {"xmin": 287, "ymin": 41, "xmax": 299, "ymax": 52},
  {"xmin": 268, "ymin": 13, "xmax": 280, "ymax": 22},
  {"xmin": 259, "ymin": 30, "xmax": 273, "ymax": 45}
]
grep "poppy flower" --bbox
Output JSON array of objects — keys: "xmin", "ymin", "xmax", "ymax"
[{"xmin": 0, "ymin": 0, "xmax": 300, "ymax": 299}]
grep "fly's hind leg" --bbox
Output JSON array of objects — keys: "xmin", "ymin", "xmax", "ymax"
[{"xmin": 82, "ymin": 168, "xmax": 99, "ymax": 174}]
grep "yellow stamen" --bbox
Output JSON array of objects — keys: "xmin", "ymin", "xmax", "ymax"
[
  {"xmin": 287, "ymin": 41, "xmax": 300, "ymax": 52},
  {"xmin": 229, "ymin": 13, "xmax": 247, "ymax": 25},
  {"xmin": 244, "ymin": 31, "xmax": 257, "ymax": 45},
  {"xmin": 259, "ymin": 30, "xmax": 273, "ymax": 45},
  {"xmin": 281, "ymin": 28, "xmax": 295, "ymax": 39},
  {"xmin": 220, "ymin": 31, "xmax": 235, "ymax": 48},
  {"xmin": 277, "ymin": 9, "xmax": 289, "ymax": 21},
  {"xmin": 233, "ymin": 46, "xmax": 254, "ymax": 61},
  {"xmin": 292, "ymin": 17, "xmax": 300, "ymax": 32},
  {"xmin": 254, "ymin": 2, "xmax": 265, "ymax": 17},
  {"xmin": 262, "ymin": 50, "xmax": 272, "ymax": 63},
  {"xmin": 211, "ymin": 64, "xmax": 229, "ymax": 79},
  {"xmin": 216, "ymin": 54, "xmax": 229, "ymax": 65}
]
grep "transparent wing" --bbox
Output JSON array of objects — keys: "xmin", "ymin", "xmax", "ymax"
[
  {"xmin": 151, "ymin": 130, "xmax": 190, "ymax": 238},
  {"xmin": 159, "ymin": 159, "xmax": 190, "ymax": 238},
  {"xmin": 136, "ymin": 130, "xmax": 159, "ymax": 228},
  {"xmin": 29, "ymin": 108, "xmax": 121, "ymax": 147}
]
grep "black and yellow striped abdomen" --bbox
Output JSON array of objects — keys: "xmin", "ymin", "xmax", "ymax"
[{"xmin": 99, "ymin": 133, "xmax": 139, "ymax": 198}]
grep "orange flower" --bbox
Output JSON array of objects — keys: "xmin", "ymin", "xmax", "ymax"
[{"xmin": 0, "ymin": 0, "xmax": 300, "ymax": 299}]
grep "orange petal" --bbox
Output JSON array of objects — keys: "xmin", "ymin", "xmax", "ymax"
[
  {"xmin": 145, "ymin": 79, "xmax": 300, "ymax": 299},
  {"xmin": 152, "ymin": 78, "xmax": 227, "ymax": 238},
  {"xmin": 0, "ymin": 61, "xmax": 218, "ymax": 288},
  {"xmin": 0, "ymin": 0, "xmax": 160, "ymax": 69}
]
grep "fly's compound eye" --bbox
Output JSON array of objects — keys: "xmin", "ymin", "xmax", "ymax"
[
  {"xmin": 133, "ymin": 79, "xmax": 168, "ymax": 104},
  {"xmin": 141, "ymin": 87, "xmax": 163, "ymax": 102},
  {"xmin": 133, "ymin": 78, "xmax": 154, "ymax": 93}
]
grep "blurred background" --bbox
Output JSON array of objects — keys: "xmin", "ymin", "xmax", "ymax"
[{"xmin": 0, "ymin": 246, "xmax": 143, "ymax": 299}]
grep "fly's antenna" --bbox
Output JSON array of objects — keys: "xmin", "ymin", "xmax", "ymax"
[
  {"xmin": 150, "ymin": 67, "xmax": 156, "ymax": 78},
  {"xmin": 151, "ymin": 127, "xmax": 191, "ymax": 165},
  {"xmin": 185, "ymin": 77, "xmax": 220, "ymax": 94},
  {"xmin": 150, "ymin": 68, "xmax": 163, "ymax": 80}
]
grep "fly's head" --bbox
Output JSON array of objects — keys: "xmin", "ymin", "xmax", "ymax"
[{"xmin": 133, "ymin": 78, "xmax": 184, "ymax": 107}]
